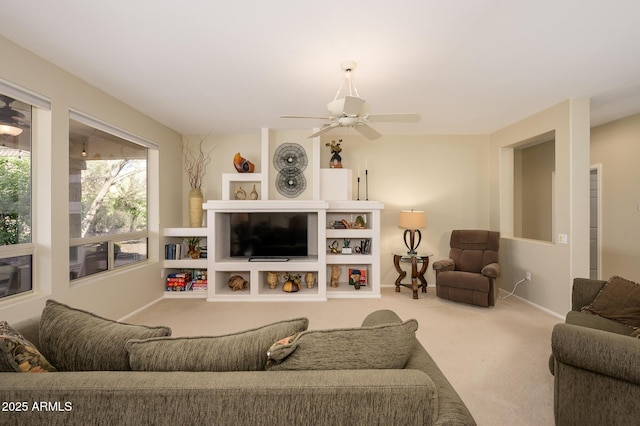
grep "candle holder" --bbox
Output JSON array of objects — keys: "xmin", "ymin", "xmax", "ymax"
[
  {"xmin": 365, "ymin": 169, "xmax": 369, "ymax": 200},
  {"xmin": 357, "ymin": 176, "xmax": 361, "ymax": 200}
]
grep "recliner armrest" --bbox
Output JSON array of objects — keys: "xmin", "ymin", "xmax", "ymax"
[
  {"xmin": 432, "ymin": 258, "xmax": 455, "ymax": 272},
  {"xmin": 552, "ymin": 323, "xmax": 640, "ymax": 384},
  {"xmin": 481, "ymin": 263, "xmax": 500, "ymax": 278}
]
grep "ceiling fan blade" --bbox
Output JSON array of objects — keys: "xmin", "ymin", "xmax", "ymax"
[
  {"xmin": 280, "ymin": 115, "xmax": 333, "ymax": 120},
  {"xmin": 355, "ymin": 123, "xmax": 382, "ymax": 140},
  {"xmin": 342, "ymin": 96, "xmax": 366, "ymax": 116},
  {"xmin": 308, "ymin": 123, "xmax": 339, "ymax": 138},
  {"xmin": 366, "ymin": 113, "xmax": 421, "ymax": 123}
]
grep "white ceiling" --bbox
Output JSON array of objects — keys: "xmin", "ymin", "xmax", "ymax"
[{"xmin": 2, "ymin": 1, "xmax": 640, "ymax": 136}]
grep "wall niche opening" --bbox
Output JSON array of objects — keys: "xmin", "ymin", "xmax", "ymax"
[{"xmin": 513, "ymin": 131, "xmax": 555, "ymax": 242}]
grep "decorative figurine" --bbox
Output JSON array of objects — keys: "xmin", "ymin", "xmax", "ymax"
[
  {"xmin": 228, "ymin": 275, "xmax": 248, "ymax": 291},
  {"xmin": 305, "ymin": 272, "xmax": 315, "ymax": 289},
  {"xmin": 329, "ymin": 240, "xmax": 340, "ymax": 254},
  {"xmin": 282, "ymin": 273, "xmax": 301, "ymax": 293},
  {"xmin": 326, "ymin": 139, "xmax": 343, "ymax": 168},
  {"xmin": 233, "ymin": 152, "xmax": 255, "ymax": 173},
  {"xmin": 234, "ymin": 186, "xmax": 246, "ymax": 200},
  {"xmin": 350, "ymin": 269, "xmax": 362, "ymax": 290},
  {"xmin": 250, "ymin": 184, "xmax": 259, "ymax": 200},
  {"xmin": 330, "ymin": 266, "xmax": 341, "ymax": 288},
  {"xmin": 266, "ymin": 271, "xmax": 279, "ymax": 289}
]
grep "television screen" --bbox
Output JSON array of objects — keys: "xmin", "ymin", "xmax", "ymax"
[{"xmin": 230, "ymin": 212, "xmax": 308, "ymax": 258}]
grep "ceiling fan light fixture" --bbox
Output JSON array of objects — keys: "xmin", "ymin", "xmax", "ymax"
[
  {"xmin": 0, "ymin": 95, "xmax": 26, "ymax": 137},
  {"xmin": 0, "ymin": 123, "xmax": 22, "ymax": 136}
]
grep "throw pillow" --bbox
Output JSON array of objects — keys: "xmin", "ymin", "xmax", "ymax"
[
  {"xmin": 581, "ymin": 276, "xmax": 640, "ymax": 329},
  {"xmin": 0, "ymin": 321, "xmax": 56, "ymax": 372},
  {"xmin": 39, "ymin": 300, "xmax": 171, "ymax": 371},
  {"xmin": 266, "ymin": 319, "xmax": 418, "ymax": 371},
  {"xmin": 126, "ymin": 317, "xmax": 309, "ymax": 371}
]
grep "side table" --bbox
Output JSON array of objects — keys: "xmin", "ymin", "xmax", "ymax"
[{"xmin": 393, "ymin": 253, "xmax": 432, "ymax": 299}]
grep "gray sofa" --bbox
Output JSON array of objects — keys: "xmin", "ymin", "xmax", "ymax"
[
  {"xmin": 550, "ymin": 277, "xmax": 640, "ymax": 426},
  {"xmin": 1, "ymin": 308, "xmax": 475, "ymax": 426}
]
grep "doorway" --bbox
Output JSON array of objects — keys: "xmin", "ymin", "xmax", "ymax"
[{"xmin": 590, "ymin": 166, "xmax": 601, "ymax": 279}]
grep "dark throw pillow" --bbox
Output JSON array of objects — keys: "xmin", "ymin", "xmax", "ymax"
[
  {"xmin": 39, "ymin": 300, "xmax": 171, "ymax": 371},
  {"xmin": 266, "ymin": 319, "xmax": 418, "ymax": 371},
  {"xmin": 581, "ymin": 276, "xmax": 640, "ymax": 329},
  {"xmin": 126, "ymin": 318, "xmax": 309, "ymax": 371},
  {"xmin": 0, "ymin": 321, "xmax": 56, "ymax": 372}
]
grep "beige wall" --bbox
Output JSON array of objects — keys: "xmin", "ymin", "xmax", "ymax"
[
  {"xmin": 187, "ymin": 131, "xmax": 490, "ymax": 288},
  {"xmin": 591, "ymin": 113, "xmax": 640, "ymax": 280},
  {"xmin": 489, "ymin": 99, "xmax": 590, "ymax": 315},
  {"xmin": 0, "ymin": 36, "xmax": 183, "ymax": 323}
]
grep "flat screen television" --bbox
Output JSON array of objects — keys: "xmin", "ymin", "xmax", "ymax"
[{"xmin": 229, "ymin": 212, "xmax": 308, "ymax": 258}]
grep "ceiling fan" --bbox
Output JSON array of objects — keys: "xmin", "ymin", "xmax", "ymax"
[{"xmin": 281, "ymin": 61, "xmax": 421, "ymax": 140}]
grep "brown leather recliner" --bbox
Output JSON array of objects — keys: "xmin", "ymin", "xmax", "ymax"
[{"xmin": 432, "ymin": 230, "xmax": 500, "ymax": 307}]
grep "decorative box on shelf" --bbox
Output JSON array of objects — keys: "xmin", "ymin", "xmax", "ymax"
[{"xmin": 320, "ymin": 169, "xmax": 352, "ymax": 200}]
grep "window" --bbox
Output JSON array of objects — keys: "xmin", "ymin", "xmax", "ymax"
[
  {"xmin": 0, "ymin": 95, "xmax": 33, "ymax": 299},
  {"xmin": 69, "ymin": 112, "xmax": 152, "ymax": 280}
]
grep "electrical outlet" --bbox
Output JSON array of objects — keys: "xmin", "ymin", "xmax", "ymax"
[{"xmin": 525, "ymin": 272, "xmax": 532, "ymax": 281}]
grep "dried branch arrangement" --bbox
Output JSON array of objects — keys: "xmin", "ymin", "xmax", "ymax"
[{"xmin": 183, "ymin": 133, "xmax": 215, "ymax": 190}]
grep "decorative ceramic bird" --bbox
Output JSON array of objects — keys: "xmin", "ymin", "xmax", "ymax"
[{"xmin": 233, "ymin": 152, "xmax": 255, "ymax": 173}]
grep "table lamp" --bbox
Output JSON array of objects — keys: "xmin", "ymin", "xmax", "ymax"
[{"xmin": 398, "ymin": 210, "xmax": 426, "ymax": 255}]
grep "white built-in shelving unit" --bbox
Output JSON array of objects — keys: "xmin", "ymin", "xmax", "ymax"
[
  {"xmin": 162, "ymin": 227, "xmax": 208, "ymax": 298},
  {"xmin": 164, "ymin": 128, "xmax": 383, "ymax": 302}
]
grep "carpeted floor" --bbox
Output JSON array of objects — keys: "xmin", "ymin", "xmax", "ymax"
[{"xmin": 126, "ymin": 286, "xmax": 561, "ymax": 426}]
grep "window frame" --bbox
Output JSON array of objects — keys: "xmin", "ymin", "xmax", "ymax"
[
  {"xmin": 0, "ymin": 79, "xmax": 50, "ymax": 300},
  {"xmin": 68, "ymin": 109, "xmax": 157, "ymax": 282}
]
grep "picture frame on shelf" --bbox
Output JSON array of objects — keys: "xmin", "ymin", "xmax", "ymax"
[{"xmin": 348, "ymin": 268, "xmax": 367, "ymax": 287}]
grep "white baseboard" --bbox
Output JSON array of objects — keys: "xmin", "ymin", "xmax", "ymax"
[
  {"xmin": 119, "ymin": 296, "xmax": 164, "ymax": 322},
  {"xmin": 498, "ymin": 289, "xmax": 564, "ymax": 320}
]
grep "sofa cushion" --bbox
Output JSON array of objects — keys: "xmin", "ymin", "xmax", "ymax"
[
  {"xmin": 39, "ymin": 300, "xmax": 171, "ymax": 371},
  {"xmin": 580, "ymin": 275, "xmax": 640, "ymax": 329},
  {"xmin": 126, "ymin": 317, "xmax": 309, "ymax": 371},
  {"xmin": 266, "ymin": 319, "xmax": 418, "ymax": 371},
  {"xmin": 0, "ymin": 321, "xmax": 56, "ymax": 372},
  {"xmin": 565, "ymin": 311, "xmax": 635, "ymax": 336}
]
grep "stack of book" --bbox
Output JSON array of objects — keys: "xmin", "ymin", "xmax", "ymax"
[
  {"xmin": 166, "ymin": 271, "xmax": 192, "ymax": 291},
  {"xmin": 164, "ymin": 243, "xmax": 184, "ymax": 260},
  {"xmin": 191, "ymin": 269, "xmax": 208, "ymax": 291},
  {"xmin": 329, "ymin": 220, "xmax": 347, "ymax": 229}
]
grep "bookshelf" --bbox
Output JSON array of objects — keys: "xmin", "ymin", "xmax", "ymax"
[{"xmin": 163, "ymin": 227, "xmax": 208, "ymax": 299}]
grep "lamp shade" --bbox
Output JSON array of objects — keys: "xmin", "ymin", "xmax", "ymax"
[
  {"xmin": 0, "ymin": 123, "xmax": 23, "ymax": 136},
  {"xmin": 398, "ymin": 210, "xmax": 426, "ymax": 229}
]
